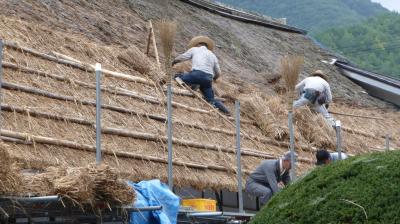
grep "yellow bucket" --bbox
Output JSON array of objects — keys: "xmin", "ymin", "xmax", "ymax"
[{"xmin": 181, "ymin": 198, "xmax": 217, "ymax": 212}]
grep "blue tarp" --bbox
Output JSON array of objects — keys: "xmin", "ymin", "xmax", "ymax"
[{"xmin": 128, "ymin": 180, "xmax": 180, "ymax": 224}]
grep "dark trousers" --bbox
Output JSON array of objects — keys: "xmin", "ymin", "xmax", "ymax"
[{"xmin": 178, "ymin": 70, "xmax": 230, "ymax": 114}]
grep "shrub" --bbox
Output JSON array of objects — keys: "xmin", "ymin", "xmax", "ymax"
[{"xmin": 251, "ymin": 151, "xmax": 400, "ymax": 224}]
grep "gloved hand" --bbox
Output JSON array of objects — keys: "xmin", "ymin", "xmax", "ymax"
[
  {"xmin": 325, "ymin": 103, "xmax": 329, "ymax": 109},
  {"xmin": 172, "ymin": 59, "xmax": 178, "ymax": 66}
]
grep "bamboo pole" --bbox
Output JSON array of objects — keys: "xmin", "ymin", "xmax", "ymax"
[
  {"xmin": 0, "ymin": 103, "xmax": 313, "ymax": 163},
  {"xmin": 2, "ymin": 61, "xmax": 210, "ymax": 114},
  {"xmin": 2, "ymin": 81, "xmax": 164, "ymax": 122},
  {"xmin": 342, "ymin": 127, "xmax": 385, "ymax": 139},
  {"xmin": 0, "ymin": 129, "xmax": 245, "ymax": 173},
  {"xmin": 149, "ymin": 20, "xmax": 161, "ymax": 69},
  {"xmin": 3, "ymin": 40, "xmax": 153, "ymax": 85},
  {"xmin": 146, "ymin": 22, "xmax": 153, "ymax": 56},
  {"xmin": 2, "ymin": 101, "xmax": 311, "ymax": 152},
  {"xmin": 330, "ymin": 111, "xmax": 384, "ymax": 120},
  {"xmin": 163, "ymin": 87, "xmax": 194, "ymax": 97},
  {"xmin": 2, "ymin": 80, "xmax": 258, "ymax": 136}
]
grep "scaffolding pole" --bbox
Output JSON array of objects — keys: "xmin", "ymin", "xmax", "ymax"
[
  {"xmin": 288, "ymin": 111, "xmax": 296, "ymax": 180},
  {"xmin": 335, "ymin": 120, "xmax": 342, "ymax": 160},
  {"xmin": 167, "ymin": 83, "xmax": 173, "ymax": 190},
  {"xmin": 95, "ymin": 63, "xmax": 102, "ymax": 164},
  {"xmin": 235, "ymin": 101, "xmax": 244, "ymax": 213},
  {"xmin": 385, "ymin": 134, "xmax": 390, "ymax": 151},
  {"xmin": 0, "ymin": 40, "xmax": 3, "ymax": 134}
]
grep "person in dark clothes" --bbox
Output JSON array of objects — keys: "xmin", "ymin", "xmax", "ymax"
[{"xmin": 245, "ymin": 151, "xmax": 297, "ymax": 205}]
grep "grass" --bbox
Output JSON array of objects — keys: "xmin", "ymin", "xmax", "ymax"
[{"xmin": 251, "ymin": 150, "xmax": 400, "ymax": 224}]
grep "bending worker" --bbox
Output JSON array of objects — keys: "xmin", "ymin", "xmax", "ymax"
[
  {"xmin": 316, "ymin": 149, "xmax": 348, "ymax": 165},
  {"xmin": 293, "ymin": 70, "xmax": 334, "ymax": 125},
  {"xmin": 245, "ymin": 151, "xmax": 297, "ymax": 205},
  {"xmin": 172, "ymin": 36, "xmax": 230, "ymax": 114}
]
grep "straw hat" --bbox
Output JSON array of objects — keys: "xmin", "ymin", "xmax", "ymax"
[
  {"xmin": 311, "ymin": 70, "xmax": 328, "ymax": 81},
  {"xmin": 187, "ymin": 36, "xmax": 215, "ymax": 51}
]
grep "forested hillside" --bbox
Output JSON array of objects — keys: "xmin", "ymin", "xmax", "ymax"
[
  {"xmin": 216, "ymin": 0, "xmax": 387, "ymax": 33},
  {"xmin": 316, "ymin": 13, "xmax": 400, "ymax": 79}
]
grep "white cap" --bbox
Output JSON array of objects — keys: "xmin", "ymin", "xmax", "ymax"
[{"xmin": 95, "ymin": 63, "xmax": 102, "ymax": 71}]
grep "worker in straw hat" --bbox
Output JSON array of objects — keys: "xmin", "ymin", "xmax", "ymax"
[
  {"xmin": 245, "ymin": 151, "xmax": 297, "ymax": 205},
  {"xmin": 172, "ymin": 36, "xmax": 230, "ymax": 114},
  {"xmin": 293, "ymin": 70, "xmax": 335, "ymax": 125}
]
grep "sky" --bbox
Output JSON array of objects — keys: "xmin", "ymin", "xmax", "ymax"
[{"xmin": 371, "ymin": 0, "xmax": 400, "ymax": 12}]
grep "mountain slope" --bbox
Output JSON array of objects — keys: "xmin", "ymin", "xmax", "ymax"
[
  {"xmin": 216, "ymin": 0, "xmax": 388, "ymax": 33},
  {"xmin": 315, "ymin": 12, "xmax": 400, "ymax": 79}
]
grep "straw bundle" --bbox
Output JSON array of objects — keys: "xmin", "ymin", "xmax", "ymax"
[
  {"xmin": 157, "ymin": 19, "xmax": 177, "ymax": 82},
  {"xmin": 294, "ymin": 107, "xmax": 335, "ymax": 148},
  {"xmin": 21, "ymin": 172, "xmax": 55, "ymax": 196},
  {"xmin": 214, "ymin": 80, "xmax": 238, "ymax": 102},
  {"xmin": 53, "ymin": 167, "xmax": 95, "ymax": 204},
  {"xmin": 173, "ymin": 60, "xmax": 191, "ymax": 74},
  {"xmin": 240, "ymin": 94, "xmax": 288, "ymax": 140},
  {"xmin": 0, "ymin": 143, "xmax": 22, "ymax": 195},
  {"xmin": 88, "ymin": 164, "xmax": 135, "ymax": 205},
  {"xmin": 117, "ymin": 46, "xmax": 164, "ymax": 83},
  {"xmin": 280, "ymin": 55, "xmax": 304, "ymax": 106},
  {"xmin": 117, "ymin": 46, "xmax": 152, "ymax": 74}
]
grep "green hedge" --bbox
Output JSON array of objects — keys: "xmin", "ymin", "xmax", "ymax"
[{"xmin": 251, "ymin": 151, "xmax": 400, "ymax": 224}]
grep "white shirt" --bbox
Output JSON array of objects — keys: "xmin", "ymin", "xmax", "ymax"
[
  {"xmin": 295, "ymin": 76, "xmax": 332, "ymax": 103},
  {"xmin": 174, "ymin": 46, "xmax": 221, "ymax": 78},
  {"xmin": 330, "ymin": 152, "xmax": 348, "ymax": 161},
  {"xmin": 279, "ymin": 159, "xmax": 286, "ymax": 176}
]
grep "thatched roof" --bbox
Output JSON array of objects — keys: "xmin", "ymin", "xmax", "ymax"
[
  {"xmin": 0, "ymin": 3, "xmax": 398, "ymax": 198},
  {"xmin": 0, "ymin": 17, "xmax": 318, "ymax": 194}
]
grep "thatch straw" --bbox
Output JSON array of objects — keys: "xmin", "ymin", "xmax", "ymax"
[
  {"xmin": 88, "ymin": 164, "xmax": 135, "ymax": 205},
  {"xmin": 117, "ymin": 46, "xmax": 164, "ymax": 83},
  {"xmin": 0, "ymin": 143, "xmax": 22, "ymax": 195},
  {"xmin": 53, "ymin": 167, "xmax": 95, "ymax": 204},
  {"xmin": 294, "ymin": 107, "xmax": 336, "ymax": 149},
  {"xmin": 280, "ymin": 55, "xmax": 304, "ymax": 106},
  {"xmin": 240, "ymin": 94, "xmax": 289, "ymax": 140},
  {"xmin": 157, "ymin": 20, "xmax": 177, "ymax": 82}
]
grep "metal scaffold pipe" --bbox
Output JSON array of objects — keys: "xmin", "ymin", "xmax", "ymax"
[
  {"xmin": 167, "ymin": 83, "xmax": 173, "ymax": 190},
  {"xmin": 0, "ymin": 39, "xmax": 3, "ymax": 133},
  {"xmin": 95, "ymin": 63, "xmax": 102, "ymax": 164},
  {"xmin": 336, "ymin": 120, "xmax": 342, "ymax": 160},
  {"xmin": 288, "ymin": 111, "xmax": 296, "ymax": 180},
  {"xmin": 235, "ymin": 101, "xmax": 244, "ymax": 213}
]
